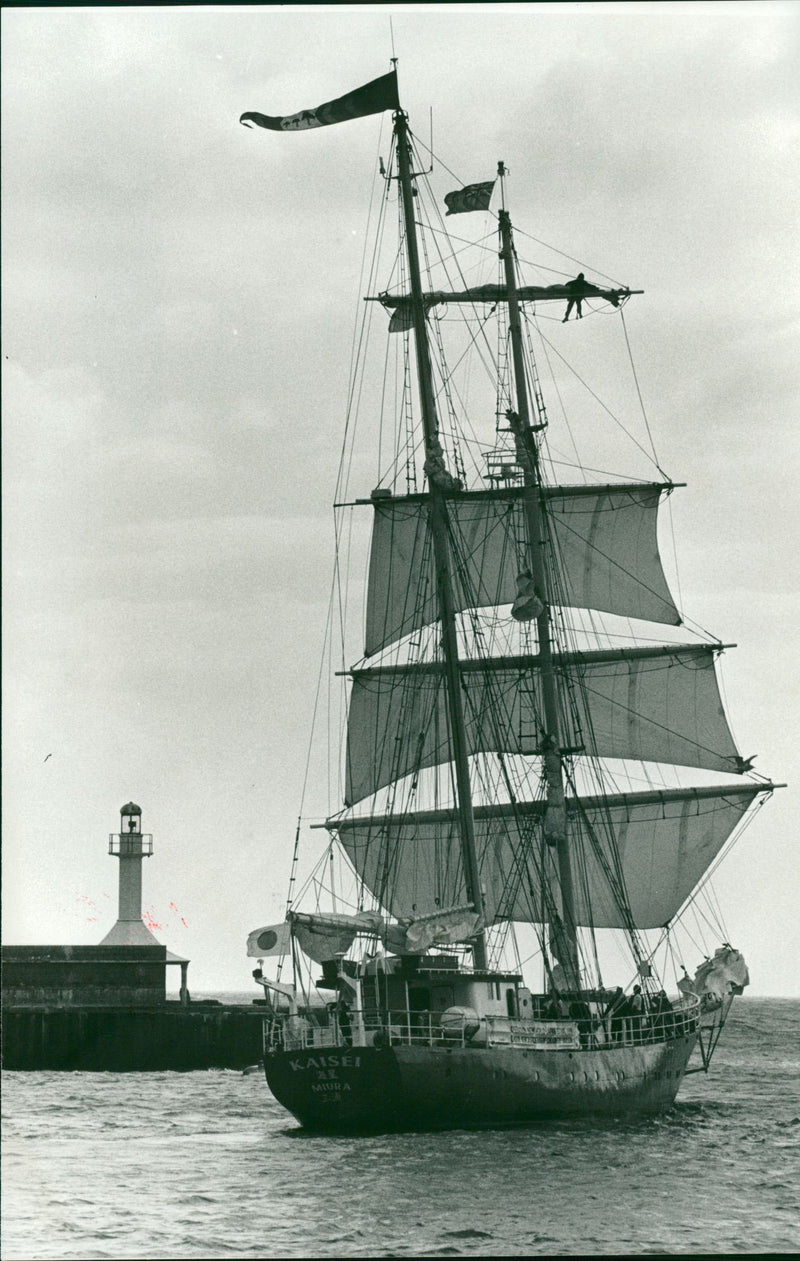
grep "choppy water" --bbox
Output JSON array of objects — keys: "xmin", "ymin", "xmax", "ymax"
[{"xmin": 2, "ymin": 998, "xmax": 799, "ymax": 1258}]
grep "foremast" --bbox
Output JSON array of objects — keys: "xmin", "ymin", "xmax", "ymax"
[
  {"xmin": 497, "ymin": 168, "xmax": 580, "ymax": 990},
  {"xmin": 393, "ymin": 109, "xmax": 488, "ymax": 970}
]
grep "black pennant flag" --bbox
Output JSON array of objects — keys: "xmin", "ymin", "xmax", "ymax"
[
  {"xmin": 240, "ymin": 70, "xmax": 399, "ymax": 133},
  {"xmin": 444, "ymin": 180, "xmax": 496, "ymax": 215}
]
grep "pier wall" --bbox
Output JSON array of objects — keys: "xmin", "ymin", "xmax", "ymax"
[
  {"xmin": 2, "ymin": 945, "xmax": 167, "ymax": 1007},
  {"xmin": 1, "ymin": 946, "xmax": 269, "ymax": 1070},
  {"xmin": 1, "ymin": 1003, "xmax": 266, "ymax": 1071}
]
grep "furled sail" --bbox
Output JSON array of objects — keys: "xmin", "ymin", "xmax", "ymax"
[
  {"xmin": 290, "ymin": 910, "xmax": 384, "ymax": 964},
  {"xmin": 328, "ymin": 784, "xmax": 770, "ymax": 930},
  {"xmin": 365, "ymin": 485, "xmax": 679, "ymax": 657},
  {"xmin": 378, "ymin": 283, "xmax": 636, "ymax": 332},
  {"xmin": 287, "ymin": 907, "xmax": 482, "ymax": 961},
  {"xmin": 345, "ymin": 644, "xmax": 742, "ymax": 805},
  {"xmin": 679, "ymin": 944, "xmax": 750, "ymax": 1009},
  {"xmin": 393, "ymin": 905, "xmax": 483, "ymax": 953}
]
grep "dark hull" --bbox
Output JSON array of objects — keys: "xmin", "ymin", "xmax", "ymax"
[{"xmin": 264, "ymin": 1032, "xmax": 698, "ymax": 1132}]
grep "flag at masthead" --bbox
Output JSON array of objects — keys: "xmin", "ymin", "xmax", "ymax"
[
  {"xmin": 240, "ymin": 70, "xmax": 399, "ymax": 133},
  {"xmin": 444, "ymin": 180, "xmax": 496, "ymax": 215}
]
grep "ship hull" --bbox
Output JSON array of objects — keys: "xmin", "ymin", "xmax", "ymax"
[{"xmin": 264, "ymin": 1032, "xmax": 698, "ymax": 1132}]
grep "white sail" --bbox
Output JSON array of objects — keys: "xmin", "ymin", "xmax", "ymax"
[
  {"xmin": 365, "ymin": 485, "xmax": 679, "ymax": 657},
  {"xmin": 330, "ymin": 784, "xmax": 767, "ymax": 929},
  {"xmin": 345, "ymin": 644, "xmax": 741, "ymax": 805}
]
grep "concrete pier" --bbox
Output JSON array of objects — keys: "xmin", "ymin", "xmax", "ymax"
[
  {"xmin": 1, "ymin": 1001, "xmax": 266, "ymax": 1071},
  {"xmin": 2, "ymin": 945, "xmax": 168, "ymax": 1007},
  {"xmin": 1, "ymin": 946, "xmax": 268, "ymax": 1071}
]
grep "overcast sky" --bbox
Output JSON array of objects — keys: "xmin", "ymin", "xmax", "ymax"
[{"xmin": 3, "ymin": 2, "xmax": 798, "ymax": 995}]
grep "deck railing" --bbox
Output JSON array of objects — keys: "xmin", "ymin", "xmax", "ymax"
[{"xmin": 263, "ymin": 997, "xmax": 700, "ymax": 1055}]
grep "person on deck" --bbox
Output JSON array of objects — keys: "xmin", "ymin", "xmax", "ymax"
[
  {"xmin": 604, "ymin": 986, "xmax": 627, "ymax": 1042},
  {"xmin": 629, "ymin": 985, "xmax": 645, "ymax": 1040},
  {"xmin": 652, "ymin": 989, "xmax": 675, "ymax": 1038},
  {"xmin": 541, "ymin": 995, "xmax": 560, "ymax": 1022},
  {"xmin": 569, "ymin": 998, "xmax": 593, "ymax": 1048},
  {"xmin": 336, "ymin": 993, "xmax": 353, "ymax": 1046},
  {"xmin": 562, "ymin": 273, "xmax": 588, "ymax": 322}
]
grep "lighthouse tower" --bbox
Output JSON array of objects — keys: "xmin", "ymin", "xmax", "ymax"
[{"xmin": 100, "ymin": 802, "xmax": 160, "ymax": 946}]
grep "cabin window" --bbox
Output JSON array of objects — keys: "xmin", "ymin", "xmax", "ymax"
[{"xmin": 505, "ymin": 988, "xmax": 517, "ymax": 1018}]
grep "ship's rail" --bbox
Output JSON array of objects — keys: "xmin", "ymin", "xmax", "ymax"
[{"xmin": 263, "ymin": 996, "xmax": 700, "ymax": 1054}]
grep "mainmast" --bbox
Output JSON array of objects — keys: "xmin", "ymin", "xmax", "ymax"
[
  {"xmin": 393, "ymin": 109, "xmax": 488, "ymax": 970},
  {"xmin": 497, "ymin": 165, "xmax": 580, "ymax": 990}
]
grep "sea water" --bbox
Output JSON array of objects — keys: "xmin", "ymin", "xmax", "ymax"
[{"xmin": 2, "ymin": 997, "xmax": 798, "ymax": 1258}]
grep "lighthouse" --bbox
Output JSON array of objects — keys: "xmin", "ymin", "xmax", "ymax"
[{"xmin": 100, "ymin": 801, "xmax": 160, "ymax": 947}]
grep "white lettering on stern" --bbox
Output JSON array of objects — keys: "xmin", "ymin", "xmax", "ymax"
[{"xmin": 288, "ymin": 1054, "xmax": 361, "ymax": 1072}]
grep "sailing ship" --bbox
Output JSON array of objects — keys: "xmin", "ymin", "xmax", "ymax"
[{"xmin": 241, "ymin": 69, "xmax": 778, "ymax": 1131}]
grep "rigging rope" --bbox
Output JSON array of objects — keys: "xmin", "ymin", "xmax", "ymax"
[
  {"xmin": 536, "ymin": 326, "xmax": 671, "ymax": 478},
  {"xmin": 619, "ymin": 307, "xmax": 669, "ymax": 481}
]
